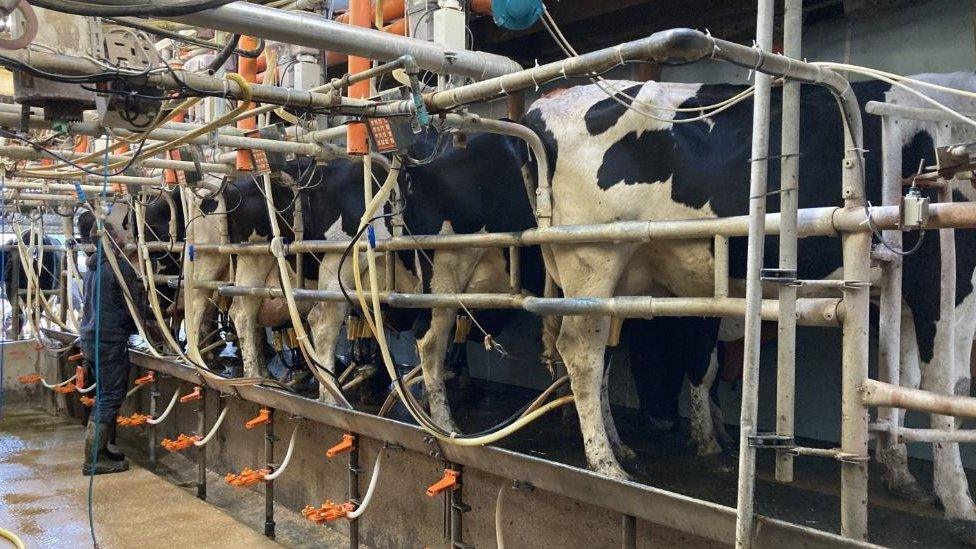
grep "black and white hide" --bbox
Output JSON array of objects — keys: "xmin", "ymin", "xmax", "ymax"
[{"xmin": 522, "ymin": 70, "xmax": 976, "ymax": 533}]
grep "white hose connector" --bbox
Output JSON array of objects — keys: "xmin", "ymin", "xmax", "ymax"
[
  {"xmin": 194, "ymin": 406, "xmax": 228, "ymax": 447},
  {"xmin": 346, "ymin": 451, "xmax": 384, "ymax": 520},
  {"xmin": 495, "ymin": 482, "xmax": 507, "ymax": 549},
  {"xmin": 40, "ymin": 374, "xmax": 77, "ymax": 389},
  {"xmin": 147, "ymin": 389, "xmax": 181, "ymax": 425},
  {"xmin": 76, "ymin": 383, "xmax": 98, "ymax": 394},
  {"xmin": 125, "ymin": 382, "xmax": 146, "ymax": 399},
  {"xmin": 263, "ymin": 425, "xmax": 299, "ymax": 481}
]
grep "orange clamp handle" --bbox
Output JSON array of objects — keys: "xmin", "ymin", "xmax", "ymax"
[
  {"xmin": 117, "ymin": 413, "xmax": 150, "ymax": 427},
  {"xmin": 134, "ymin": 371, "xmax": 155, "ymax": 386},
  {"xmin": 426, "ymin": 469, "xmax": 460, "ymax": 497},
  {"xmin": 53, "ymin": 384, "xmax": 76, "ymax": 394},
  {"xmin": 225, "ymin": 467, "xmax": 270, "ymax": 487},
  {"xmin": 68, "ymin": 352, "xmax": 84, "ymax": 362},
  {"xmin": 301, "ymin": 501, "xmax": 356, "ymax": 523},
  {"xmin": 79, "ymin": 395, "xmax": 94, "ymax": 407},
  {"xmin": 75, "ymin": 365, "xmax": 86, "ymax": 391},
  {"xmin": 180, "ymin": 386, "xmax": 203, "ymax": 403},
  {"xmin": 245, "ymin": 408, "xmax": 271, "ymax": 429},
  {"xmin": 326, "ymin": 434, "xmax": 356, "ymax": 459},
  {"xmin": 161, "ymin": 433, "xmax": 200, "ymax": 452},
  {"xmin": 18, "ymin": 373, "xmax": 41, "ymax": 384}
]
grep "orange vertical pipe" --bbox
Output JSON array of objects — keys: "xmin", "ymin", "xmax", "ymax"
[
  {"xmin": 236, "ymin": 35, "xmax": 259, "ymax": 171},
  {"xmin": 74, "ymin": 135, "xmax": 89, "ymax": 153},
  {"xmin": 346, "ymin": 0, "xmax": 370, "ymax": 156},
  {"xmin": 336, "ymin": 0, "xmax": 403, "ymax": 26}
]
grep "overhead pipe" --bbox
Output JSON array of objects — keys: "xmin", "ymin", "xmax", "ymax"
[{"xmin": 165, "ymin": 2, "xmax": 521, "ymax": 80}]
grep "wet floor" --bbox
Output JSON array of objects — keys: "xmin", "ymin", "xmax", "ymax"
[{"xmin": 0, "ymin": 406, "xmax": 344, "ymax": 549}]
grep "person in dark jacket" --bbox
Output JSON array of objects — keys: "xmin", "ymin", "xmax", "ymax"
[{"xmin": 79, "ymin": 217, "xmax": 147, "ymax": 475}]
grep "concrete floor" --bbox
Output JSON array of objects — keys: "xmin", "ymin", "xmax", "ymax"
[{"xmin": 0, "ymin": 405, "xmax": 344, "ymax": 549}]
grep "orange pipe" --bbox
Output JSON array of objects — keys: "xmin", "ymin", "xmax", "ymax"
[
  {"xmin": 74, "ymin": 135, "xmax": 89, "ymax": 153},
  {"xmin": 236, "ymin": 35, "xmax": 259, "ymax": 171},
  {"xmin": 470, "ymin": 0, "xmax": 492, "ymax": 14},
  {"xmin": 346, "ymin": 0, "xmax": 370, "ymax": 156},
  {"xmin": 336, "ymin": 0, "xmax": 403, "ymax": 26},
  {"xmin": 256, "ymin": 52, "xmax": 267, "ymax": 74}
]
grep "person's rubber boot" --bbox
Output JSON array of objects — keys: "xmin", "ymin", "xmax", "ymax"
[
  {"xmin": 105, "ymin": 418, "xmax": 126, "ymax": 462},
  {"xmin": 82, "ymin": 421, "xmax": 129, "ymax": 475}
]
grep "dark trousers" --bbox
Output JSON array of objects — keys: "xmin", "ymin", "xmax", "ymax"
[{"xmin": 80, "ymin": 339, "xmax": 131, "ymax": 424}]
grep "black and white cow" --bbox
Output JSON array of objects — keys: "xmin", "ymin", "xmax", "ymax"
[
  {"xmin": 523, "ymin": 73, "xmax": 976, "ymax": 527},
  {"xmin": 1, "ymin": 230, "xmax": 64, "ymax": 337},
  {"xmin": 211, "ymin": 130, "xmax": 547, "ymax": 428}
]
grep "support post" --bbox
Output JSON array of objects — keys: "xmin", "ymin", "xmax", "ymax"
[
  {"xmin": 733, "ymin": 0, "xmax": 775, "ymax": 546},
  {"xmin": 840, "ymin": 127, "xmax": 871, "ymax": 541},
  {"xmin": 508, "ymin": 246, "xmax": 521, "ymax": 294},
  {"xmin": 10, "ymin": 248, "xmax": 20, "ymax": 338},
  {"xmin": 622, "ymin": 514, "xmax": 637, "ymax": 549},
  {"xmin": 775, "ymin": 0, "xmax": 802, "ymax": 484},
  {"xmin": 265, "ymin": 408, "xmax": 276, "ymax": 539},
  {"xmin": 875, "ymin": 96, "xmax": 904, "ymax": 484},
  {"xmin": 148, "ymin": 372, "xmax": 157, "ymax": 467},
  {"xmin": 196, "ymin": 388, "xmax": 207, "ymax": 500},
  {"xmin": 349, "ymin": 437, "xmax": 360, "ymax": 549},
  {"xmin": 450, "ymin": 464, "xmax": 467, "ymax": 548}
]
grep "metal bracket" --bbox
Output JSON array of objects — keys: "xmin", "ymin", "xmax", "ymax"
[
  {"xmin": 760, "ymin": 268, "xmax": 796, "ymax": 284},
  {"xmin": 512, "ymin": 480, "xmax": 535, "ymax": 492},
  {"xmin": 747, "ymin": 433, "xmax": 795, "ymax": 449}
]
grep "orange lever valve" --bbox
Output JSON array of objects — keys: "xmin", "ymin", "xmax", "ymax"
[
  {"xmin": 426, "ymin": 469, "xmax": 460, "ymax": 497},
  {"xmin": 117, "ymin": 413, "xmax": 150, "ymax": 427},
  {"xmin": 134, "ymin": 371, "xmax": 155, "ymax": 386},
  {"xmin": 225, "ymin": 467, "xmax": 270, "ymax": 487},
  {"xmin": 75, "ymin": 365, "xmax": 85, "ymax": 390},
  {"xmin": 326, "ymin": 433, "xmax": 356, "ymax": 459},
  {"xmin": 53, "ymin": 385, "xmax": 76, "ymax": 394},
  {"xmin": 79, "ymin": 395, "xmax": 94, "ymax": 407},
  {"xmin": 68, "ymin": 352, "xmax": 84, "ymax": 362},
  {"xmin": 161, "ymin": 433, "xmax": 200, "ymax": 452},
  {"xmin": 245, "ymin": 408, "xmax": 271, "ymax": 429},
  {"xmin": 18, "ymin": 374, "xmax": 41, "ymax": 384},
  {"xmin": 301, "ymin": 501, "xmax": 356, "ymax": 523},
  {"xmin": 180, "ymin": 386, "xmax": 203, "ymax": 403}
]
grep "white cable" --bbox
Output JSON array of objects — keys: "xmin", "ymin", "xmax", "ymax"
[
  {"xmin": 40, "ymin": 373, "xmax": 76, "ymax": 389},
  {"xmin": 76, "ymin": 383, "xmax": 97, "ymax": 394},
  {"xmin": 194, "ymin": 406, "xmax": 228, "ymax": 447},
  {"xmin": 125, "ymin": 382, "xmax": 146, "ymax": 399},
  {"xmin": 147, "ymin": 388, "xmax": 181, "ymax": 425},
  {"xmin": 346, "ymin": 451, "xmax": 384, "ymax": 520},
  {"xmin": 262, "ymin": 425, "xmax": 299, "ymax": 481},
  {"xmin": 495, "ymin": 482, "xmax": 507, "ymax": 549}
]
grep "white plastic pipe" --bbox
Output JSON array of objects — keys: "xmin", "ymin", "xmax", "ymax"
[
  {"xmin": 147, "ymin": 389, "xmax": 181, "ymax": 425},
  {"xmin": 195, "ymin": 406, "xmax": 229, "ymax": 446},
  {"xmin": 346, "ymin": 451, "xmax": 384, "ymax": 519},
  {"xmin": 263, "ymin": 426, "xmax": 299, "ymax": 481}
]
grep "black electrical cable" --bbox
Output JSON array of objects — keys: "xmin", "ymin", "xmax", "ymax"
[
  {"xmin": 29, "ymin": 0, "xmax": 237, "ymax": 17},
  {"xmin": 205, "ymin": 34, "xmax": 242, "ymax": 74}
]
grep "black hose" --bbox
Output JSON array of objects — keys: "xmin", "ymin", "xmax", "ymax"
[
  {"xmin": 206, "ymin": 34, "xmax": 240, "ymax": 74},
  {"xmin": 29, "ymin": 0, "xmax": 237, "ymax": 17}
]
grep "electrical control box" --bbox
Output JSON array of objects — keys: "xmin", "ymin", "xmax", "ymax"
[
  {"xmin": 10, "ymin": 6, "xmax": 101, "ymax": 121},
  {"xmin": 406, "ymin": 0, "xmax": 439, "ymax": 41},
  {"xmin": 433, "ymin": 4, "xmax": 466, "ymax": 52},
  {"xmin": 901, "ymin": 188, "xmax": 930, "ymax": 231}
]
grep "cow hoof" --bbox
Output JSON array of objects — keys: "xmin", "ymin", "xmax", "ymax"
[
  {"xmin": 948, "ymin": 520, "xmax": 976, "ymax": 546},
  {"xmin": 887, "ymin": 480, "xmax": 936, "ymax": 506},
  {"xmin": 615, "ymin": 443, "xmax": 638, "ymax": 463},
  {"xmin": 699, "ymin": 452, "xmax": 736, "ymax": 474}
]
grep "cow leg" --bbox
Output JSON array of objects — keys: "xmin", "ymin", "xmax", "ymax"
[
  {"xmin": 229, "ymin": 255, "xmax": 275, "ymax": 379},
  {"xmin": 418, "ymin": 306, "xmax": 461, "ymax": 432},
  {"xmin": 928, "ymin": 292, "xmax": 976, "ymax": 532},
  {"xmin": 690, "ymin": 351, "xmax": 723, "ymax": 453},
  {"xmin": 601, "ymin": 358, "xmax": 637, "ymax": 464},
  {"xmin": 877, "ymin": 309, "xmax": 933, "ymax": 503},
  {"xmin": 307, "ymin": 255, "xmax": 350, "ymax": 404},
  {"xmin": 553, "ymin": 245, "xmax": 630, "ymax": 479},
  {"xmin": 184, "ymin": 253, "xmax": 228, "ymax": 367}
]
